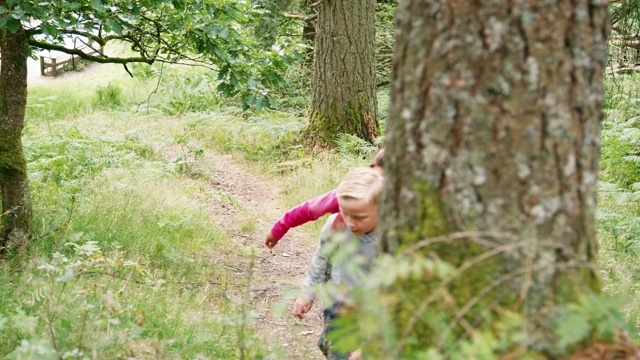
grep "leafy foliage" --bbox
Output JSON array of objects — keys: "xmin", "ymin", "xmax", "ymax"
[
  {"xmin": 375, "ymin": 2, "xmax": 396, "ymax": 87},
  {"xmin": 608, "ymin": 1, "xmax": 640, "ymax": 69},
  {"xmin": 3, "ymin": 0, "xmax": 302, "ymax": 110},
  {"xmin": 610, "ymin": 0, "xmax": 640, "ymax": 31},
  {"xmin": 93, "ymin": 82, "xmax": 123, "ymax": 109},
  {"xmin": 336, "ymin": 133, "xmax": 383, "ymax": 162},
  {"xmin": 556, "ymin": 294, "xmax": 633, "ymax": 351}
]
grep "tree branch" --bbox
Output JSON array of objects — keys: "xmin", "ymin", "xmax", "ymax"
[
  {"xmin": 607, "ymin": 67, "xmax": 640, "ymax": 75},
  {"xmin": 282, "ymin": 12, "xmax": 318, "ymax": 21},
  {"xmin": 29, "ymin": 38, "xmax": 154, "ymax": 64}
]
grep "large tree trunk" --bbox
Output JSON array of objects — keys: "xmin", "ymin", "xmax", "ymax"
[
  {"xmin": 305, "ymin": 0, "xmax": 379, "ymax": 146},
  {"xmin": 0, "ymin": 21, "xmax": 33, "ymax": 250},
  {"xmin": 379, "ymin": 0, "xmax": 608, "ymax": 356}
]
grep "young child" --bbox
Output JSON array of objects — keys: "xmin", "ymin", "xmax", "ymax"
[
  {"xmin": 265, "ymin": 149, "xmax": 384, "ymax": 248},
  {"xmin": 292, "ymin": 166, "xmax": 383, "ymax": 360}
]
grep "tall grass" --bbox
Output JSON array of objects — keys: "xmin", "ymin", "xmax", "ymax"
[
  {"xmin": 597, "ymin": 73, "xmax": 640, "ymax": 333},
  {"xmin": 1, "ymin": 66, "xmax": 282, "ymax": 358}
]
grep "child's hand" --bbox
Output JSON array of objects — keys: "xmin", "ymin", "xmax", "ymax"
[
  {"xmin": 265, "ymin": 232, "xmax": 279, "ymax": 248},
  {"xmin": 292, "ymin": 297, "xmax": 313, "ymax": 319},
  {"xmin": 348, "ymin": 350, "xmax": 362, "ymax": 360}
]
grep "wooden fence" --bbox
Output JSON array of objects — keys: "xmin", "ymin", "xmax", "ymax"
[{"xmin": 39, "ymin": 45, "xmax": 103, "ymax": 77}]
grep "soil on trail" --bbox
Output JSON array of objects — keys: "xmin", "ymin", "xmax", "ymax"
[{"xmin": 203, "ymin": 153, "xmax": 325, "ymax": 359}]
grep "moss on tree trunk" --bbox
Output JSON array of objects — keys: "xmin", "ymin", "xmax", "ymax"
[
  {"xmin": 305, "ymin": 0, "xmax": 379, "ymax": 147},
  {"xmin": 378, "ymin": 0, "xmax": 609, "ymax": 356},
  {"xmin": 0, "ymin": 18, "xmax": 33, "ymax": 249}
]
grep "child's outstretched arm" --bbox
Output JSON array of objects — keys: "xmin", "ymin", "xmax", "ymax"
[{"xmin": 265, "ymin": 189, "xmax": 339, "ymax": 248}]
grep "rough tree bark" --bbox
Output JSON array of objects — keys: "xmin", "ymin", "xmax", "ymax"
[
  {"xmin": 0, "ymin": 19, "xmax": 33, "ymax": 250},
  {"xmin": 379, "ymin": 0, "xmax": 609, "ymax": 356},
  {"xmin": 306, "ymin": 0, "xmax": 379, "ymax": 146}
]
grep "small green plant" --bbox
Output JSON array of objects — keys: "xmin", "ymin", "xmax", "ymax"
[
  {"xmin": 174, "ymin": 133, "xmax": 204, "ymax": 176},
  {"xmin": 93, "ymin": 82, "xmax": 123, "ymax": 109},
  {"xmin": 335, "ymin": 133, "xmax": 382, "ymax": 161},
  {"xmin": 556, "ymin": 294, "xmax": 633, "ymax": 351}
]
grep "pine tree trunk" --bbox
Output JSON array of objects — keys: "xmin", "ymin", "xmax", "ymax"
[
  {"xmin": 379, "ymin": 0, "xmax": 609, "ymax": 356},
  {"xmin": 306, "ymin": 0, "xmax": 379, "ymax": 146},
  {"xmin": 0, "ymin": 21, "xmax": 33, "ymax": 250}
]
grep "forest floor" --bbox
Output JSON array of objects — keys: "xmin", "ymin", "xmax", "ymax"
[{"xmin": 192, "ymin": 151, "xmax": 325, "ymax": 359}]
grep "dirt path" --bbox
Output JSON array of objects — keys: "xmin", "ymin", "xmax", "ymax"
[
  {"xmin": 32, "ymin": 58, "xmax": 325, "ymax": 357},
  {"xmin": 202, "ymin": 153, "xmax": 325, "ymax": 359}
]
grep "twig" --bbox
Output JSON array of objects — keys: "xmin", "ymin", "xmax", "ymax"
[
  {"xmin": 136, "ymin": 62, "xmax": 165, "ymax": 114},
  {"xmin": 606, "ymin": 66, "xmax": 640, "ymax": 75},
  {"xmin": 116, "ymin": 265, "xmax": 136, "ymax": 294},
  {"xmin": 620, "ymin": 331, "xmax": 640, "ymax": 359},
  {"xmin": 399, "ymin": 239, "xmax": 543, "ymax": 347},
  {"xmin": 45, "ymin": 298, "xmax": 59, "ymax": 351},
  {"xmin": 513, "ymin": 251, "xmax": 533, "ymax": 312},
  {"xmin": 249, "ymin": 283, "xmax": 283, "ymax": 292},
  {"xmin": 441, "ymin": 262, "xmax": 596, "ymax": 351},
  {"xmin": 400, "ymin": 231, "xmax": 514, "ymax": 256}
]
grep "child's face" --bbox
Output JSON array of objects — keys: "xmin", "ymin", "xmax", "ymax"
[{"xmin": 339, "ymin": 198, "xmax": 377, "ymax": 236}]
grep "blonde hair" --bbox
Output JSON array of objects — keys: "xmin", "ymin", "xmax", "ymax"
[{"xmin": 337, "ymin": 167, "xmax": 383, "ymax": 206}]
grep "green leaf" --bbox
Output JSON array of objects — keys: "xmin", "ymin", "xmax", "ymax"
[
  {"xmin": 556, "ymin": 312, "xmax": 591, "ymax": 349},
  {"xmin": 219, "ymin": 27, "xmax": 229, "ymax": 39},
  {"xmin": 106, "ymin": 18, "xmax": 124, "ymax": 35},
  {"xmin": 218, "ymin": 65, "xmax": 230, "ymax": 80},
  {"xmin": 92, "ymin": 0, "xmax": 104, "ymax": 12},
  {"xmin": 255, "ymin": 96, "xmax": 265, "ymax": 111},
  {"xmin": 247, "ymin": 77, "xmax": 257, "ymax": 89},
  {"xmin": 10, "ymin": 8, "xmax": 25, "ymax": 20},
  {"xmin": 171, "ymin": 0, "xmax": 184, "ymax": 10},
  {"xmin": 268, "ymin": 96, "xmax": 277, "ymax": 109},
  {"xmin": 41, "ymin": 23, "xmax": 58, "ymax": 37},
  {"xmin": 6, "ymin": 17, "xmax": 20, "ymax": 32},
  {"xmin": 292, "ymin": 49, "xmax": 305, "ymax": 61},
  {"xmin": 68, "ymin": 2, "xmax": 81, "ymax": 11}
]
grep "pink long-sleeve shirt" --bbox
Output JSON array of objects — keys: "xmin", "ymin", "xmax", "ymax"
[{"xmin": 270, "ymin": 189, "xmax": 341, "ymax": 241}]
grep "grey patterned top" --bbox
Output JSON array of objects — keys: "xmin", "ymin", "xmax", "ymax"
[{"xmin": 302, "ymin": 214, "xmax": 378, "ymax": 303}]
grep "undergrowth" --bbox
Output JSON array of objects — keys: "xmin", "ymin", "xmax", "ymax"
[
  {"xmin": 596, "ymin": 73, "xmax": 640, "ymax": 334},
  {"xmin": 3, "ymin": 53, "xmax": 637, "ymax": 359}
]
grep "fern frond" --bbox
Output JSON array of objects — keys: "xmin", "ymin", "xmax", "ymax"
[
  {"xmin": 336, "ymin": 133, "xmax": 378, "ymax": 160},
  {"xmin": 622, "ymin": 155, "xmax": 640, "ymax": 163}
]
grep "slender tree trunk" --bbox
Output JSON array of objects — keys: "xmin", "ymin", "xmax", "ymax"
[
  {"xmin": 0, "ymin": 21, "xmax": 33, "ymax": 250},
  {"xmin": 299, "ymin": 0, "xmax": 316, "ymax": 66},
  {"xmin": 379, "ymin": 0, "xmax": 608, "ymax": 356},
  {"xmin": 301, "ymin": 15, "xmax": 315, "ymax": 66},
  {"xmin": 306, "ymin": 0, "xmax": 379, "ymax": 146}
]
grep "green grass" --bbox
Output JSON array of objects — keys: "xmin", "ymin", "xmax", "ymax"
[{"xmin": 1, "ymin": 65, "xmax": 281, "ymax": 359}]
